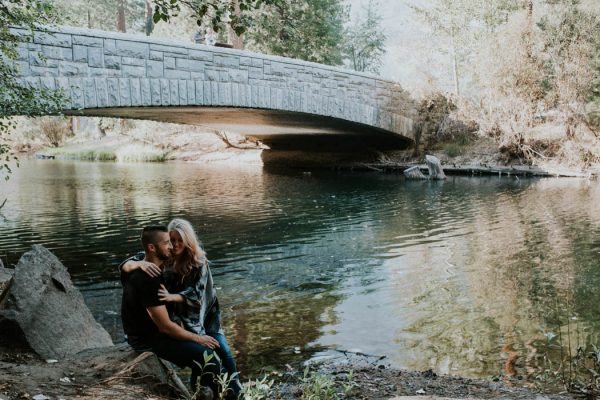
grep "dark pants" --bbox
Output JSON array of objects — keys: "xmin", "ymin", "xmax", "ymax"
[{"xmin": 132, "ymin": 334, "xmax": 241, "ymax": 399}]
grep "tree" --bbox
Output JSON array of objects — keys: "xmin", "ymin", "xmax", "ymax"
[
  {"xmin": 1, "ymin": 0, "xmax": 64, "ymax": 180},
  {"xmin": 54, "ymin": 0, "xmax": 147, "ymax": 34},
  {"xmin": 151, "ymin": 0, "xmax": 278, "ymax": 36},
  {"xmin": 410, "ymin": 0, "xmax": 521, "ymax": 96},
  {"xmin": 245, "ymin": 0, "xmax": 349, "ymax": 65},
  {"xmin": 344, "ymin": 0, "xmax": 386, "ymax": 74}
]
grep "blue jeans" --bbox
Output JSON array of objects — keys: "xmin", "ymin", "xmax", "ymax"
[
  {"xmin": 210, "ymin": 332, "xmax": 243, "ymax": 393},
  {"xmin": 144, "ymin": 334, "xmax": 241, "ymax": 399}
]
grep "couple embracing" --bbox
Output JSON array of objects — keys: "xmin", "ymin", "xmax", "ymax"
[{"xmin": 120, "ymin": 218, "xmax": 242, "ymax": 400}]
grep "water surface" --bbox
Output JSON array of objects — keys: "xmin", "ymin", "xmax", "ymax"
[{"xmin": 1, "ymin": 160, "xmax": 599, "ymax": 384}]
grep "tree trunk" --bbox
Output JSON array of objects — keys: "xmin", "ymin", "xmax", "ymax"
[
  {"xmin": 116, "ymin": 0, "xmax": 126, "ymax": 33},
  {"xmin": 425, "ymin": 154, "xmax": 446, "ymax": 180},
  {"xmin": 145, "ymin": 0, "xmax": 154, "ymax": 36},
  {"xmin": 227, "ymin": 0, "xmax": 244, "ymax": 49},
  {"xmin": 523, "ymin": 0, "xmax": 533, "ymax": 59},
  {"xmin": 451, "ymin": 37, "xmax": 460, "ymax": 96}
]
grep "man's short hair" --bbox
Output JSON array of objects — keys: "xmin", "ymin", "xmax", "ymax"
[{"xmin": 141, "ymin": 225, "xmax": 168, "ymax": 250}]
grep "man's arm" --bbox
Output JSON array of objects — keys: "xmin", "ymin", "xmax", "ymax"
[{"xmin": 146, "ymin": 305, "xmax": 219, "ymax": 349}]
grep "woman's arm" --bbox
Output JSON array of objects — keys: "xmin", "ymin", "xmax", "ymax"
[
  {"xmin": 158, "ymin": 284, "xmax": 185, "ymax": 303},
  {"xmin": 123, "ymin": 260, "xmax": 161, "ymax": 277}
]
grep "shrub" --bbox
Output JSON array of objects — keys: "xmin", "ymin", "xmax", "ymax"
[{"xmin": 39, "ymin": 117, "xmax": 70, "ymax": 147}]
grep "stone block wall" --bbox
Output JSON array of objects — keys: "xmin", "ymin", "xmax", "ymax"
[{"xmin": 12, "ymin": 26, "xmax": 414, "ymax": 139}]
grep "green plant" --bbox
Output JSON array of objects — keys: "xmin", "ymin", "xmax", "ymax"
[
  {"xmin": 215, "ymin": 371, "xmax": 239, "ymax": 400},
  {"xmin": 242, "ymin": 375, "xmax": 274, "ymax": 400},
  {"xmin": 299, "ymin": 366, "xmax": 338, "ymax": 400},
  {"xmin": 340, "ymin": 370, "xmax": 357, "ymax": 396},
  {"xmin": 190, "ymin": 352, "xmax": 217, "ymax": 399}
]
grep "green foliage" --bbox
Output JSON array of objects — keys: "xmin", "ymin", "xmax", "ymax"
[
  {"xmin": 344, "ymin": 0, "xmax": 386, "ymax": 74},
  {"xmin": 53, "ymin": 0, "xmax": 148, "ymax": 33},
  {"xmin": 152, "ymin": 0, "xmax": 278, "ymax": 36},
  {"xmin": 298, "ymin": 366, "xmax": 357, "ymax": 400},
  {"xmin": 1, "ymin": 0, "xmax": 65, "ymax": 179},
  {"xmin": 243, "ymin": 375, "xmax": 275, "ymax": 400},
  {"xmin": 246, "ymin": 0, "xmax": 349, "ymax": 65}
]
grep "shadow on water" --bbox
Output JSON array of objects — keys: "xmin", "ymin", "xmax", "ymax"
[{"xmin": 1, "ymin": 160, "xmax": 600, "ymax": 384}]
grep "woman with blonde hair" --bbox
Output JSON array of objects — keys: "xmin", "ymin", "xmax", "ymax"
[{"xmin": 120, "ymin": 218, "xmax": 242, "ymax": 398}]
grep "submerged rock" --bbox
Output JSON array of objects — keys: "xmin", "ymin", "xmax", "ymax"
[{"xmin": 0, "ymin": 245, "xmax": 113, "ymax": 359}]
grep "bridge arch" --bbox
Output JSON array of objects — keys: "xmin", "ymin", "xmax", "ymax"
[{"xmin": 13, "ymin": 26, "xmax": 415, "ymax": 149}]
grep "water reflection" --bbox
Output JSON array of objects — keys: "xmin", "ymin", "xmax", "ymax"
[{"xmin": 1, "ymin": 160, "xmax": 599, "ymax": 385}]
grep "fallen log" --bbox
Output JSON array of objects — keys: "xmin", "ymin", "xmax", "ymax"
[{"xmin": 403, "ymin": 166, "xmax": 427, "ymax": 180}]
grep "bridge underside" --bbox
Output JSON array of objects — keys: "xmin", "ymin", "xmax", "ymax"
[{"xmin": 73, "ymin": 107, "xmax": 413, "ymax": 151}]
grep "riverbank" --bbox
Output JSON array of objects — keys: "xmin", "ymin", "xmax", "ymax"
[
  {"xmin": 0, "ymin": 345, "xmax": 576, "ymax": 400},
  {"xmin": 6, "ymin": 116, "xmax": 598, "ymax": 178}
]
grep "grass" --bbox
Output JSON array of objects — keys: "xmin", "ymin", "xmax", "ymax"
[
  {"xmin": 40, "ymin": 147, "xmax": 117, "ymax": 161},
  {"xmin": 114, "ymin": 143, "xmax": 170, "ymax": 162},
  {"xmin": 37, "ymin": 143, "xmax": 170, "ymax": 163}
]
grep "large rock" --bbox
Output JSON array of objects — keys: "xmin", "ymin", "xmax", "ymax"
[
  {"xmin": 0, "ymin": 267, "xmax": 12, "ymax": 300},
  {"xmin": 0, "ymin": 245, "xmax": 113, "ymax": 359}
]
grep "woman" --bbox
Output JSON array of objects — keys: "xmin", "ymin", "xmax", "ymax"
[{"xmin": 121, "ymin": 218, "xmax": 242, "ymax": 396}]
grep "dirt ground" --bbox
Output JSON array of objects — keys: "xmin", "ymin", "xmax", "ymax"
[{"xmin": 0, "ymin": 345, "xmax": 577, "ymax": 400}]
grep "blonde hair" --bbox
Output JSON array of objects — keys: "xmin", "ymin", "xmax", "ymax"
[{"xmin": 167, "ymin": 218, "xmax": 208, "ymax": 277}]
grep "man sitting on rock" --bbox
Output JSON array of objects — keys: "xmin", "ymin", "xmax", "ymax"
[{"xmin": 120, "ymin": 225, "xmax": 229, "ymax": 398}]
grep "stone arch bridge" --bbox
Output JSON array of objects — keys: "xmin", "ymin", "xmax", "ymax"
[{"xmin": 13, "ymin": 26, "xmax": 415, "ymax": 150}]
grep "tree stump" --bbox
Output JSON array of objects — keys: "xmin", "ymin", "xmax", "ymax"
[{"xmin": 425, "ymin": 155, "xmax": 446, "ymax": 180}]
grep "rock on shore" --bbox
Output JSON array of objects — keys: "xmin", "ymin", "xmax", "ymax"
[
  {"xmin": 0, "ymin": 245, "xmax": 189, "ymax": 400},
  {"xmin": 0, "ymin": 245, "xmax": 113, "ymax": 358}
]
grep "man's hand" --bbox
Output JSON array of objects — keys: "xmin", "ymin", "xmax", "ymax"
[
  {"xmin": 147, "ymin": 306, "xmax": 220, "ymax": 349},
  {"xmin": 196, "ymin": 335, "xmax": 220, "ymax": 349},
  {"xmin": 158, "ymin": 284, "xmax": 184, "ymax": 303}
]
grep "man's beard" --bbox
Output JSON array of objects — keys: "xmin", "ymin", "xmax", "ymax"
[{"xmin": 156, "ymin": 248, "xmax": 171, "ymax": 261}]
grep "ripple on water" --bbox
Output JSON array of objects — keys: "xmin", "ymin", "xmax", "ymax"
[{"xmin": 2, "ymin": 162, "xmax": 600, "ymax": 383}]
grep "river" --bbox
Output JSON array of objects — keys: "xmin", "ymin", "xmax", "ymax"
[{"xmin": 1, "ymin": 159, "xmax": 599, "ymax": 384}]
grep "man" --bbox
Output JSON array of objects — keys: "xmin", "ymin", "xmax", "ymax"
[{"xmin": 120, "ymin": 225, "xmax": 229, "ymax": 398}]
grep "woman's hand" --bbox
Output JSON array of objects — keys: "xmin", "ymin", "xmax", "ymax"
[
  {"xmin": 123, "ymin": 260, "xmax": 161, "ymax": 277},
  {"xmin": 140, "ymin": 261, "xmax": 161, "ymax": 277},
  {"xmin": 195, "ymin": 335, "xmax": 220, "ymax": 349},
  {"xmin": 158, "ymin": 284, "xmax": 184, "ymax": 303}
]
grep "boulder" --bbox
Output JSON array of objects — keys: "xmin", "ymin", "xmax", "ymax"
[
  {"xmin": 0, "ymin": 245, "xmax": 113, "ymax": 359},
  {"xmin": 0, "ymin": 267, "xmax": 12, "ymax": 300},
  {"xmin": 425, "ymin": 155, "xmax": 446, "ymax": 180}
]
